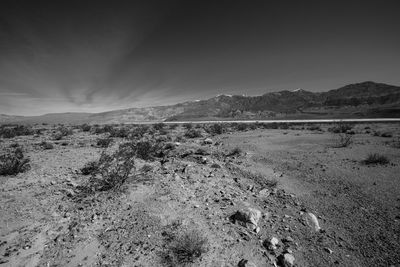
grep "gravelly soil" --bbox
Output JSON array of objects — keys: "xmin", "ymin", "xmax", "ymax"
[{"xmin": 0, "ymin": 123, "xmax": 399, "ymax": 267}]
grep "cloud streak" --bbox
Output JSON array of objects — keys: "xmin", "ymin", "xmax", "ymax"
[{"xmin": 0, "ymin": 0, "xmax": 399, "ymax": 115}]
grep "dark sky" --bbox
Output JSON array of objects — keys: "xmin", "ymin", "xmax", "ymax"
[{"xmin": 1, "ymin": 0, "xmax": 399, "ymax": 115}]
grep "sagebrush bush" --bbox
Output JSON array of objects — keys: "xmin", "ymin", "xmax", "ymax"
[
  {"xmin": 129, "ymin": 125, "xmax": 150, "ymax": 138},
  {"xmin": 333, "ymin": 132, "xmax": 353, "ymax": 148},
  {"xmin": 80, "ymin": 161, "xmax": 99, "ymax": 175},
  {"xmin": 227, "ymin": 147, "xmax": 242, "ymax": 157},
  {"xmin": 80, "ymin": 124, "xmax": 91, "ymax": 132},
  {"xmin": 362, "ymin": 153, "xmax": 389, "ymax": 165},
  {"xmin": 208, "ymin": 123, "xmax": 225, "ymax": 135},
  {"xmin": 329, "ymin": 122, "xmax": 353, "ymax": 133},
  {"xmin": 184, "ymin": 129, "xmax": 202, "ymax": 138},
  {"xmin": 84, "ymin": 145, "xmax": 136, "ymax": 192},
  {"xmin": 97, "ymin": 138, "xmax": 112, "ymax": 148},
  {"xmin": 0, "ymin": 148, "xmax": 30, "ymax": 175},
  {"xmin": 183, "ymin": 123, "xmax": 193, "ymax": 130},
  {"xmin": 109, "ymin": 127, "xmax": 130, "ymax": 138},
  {"xmin": 169, "ymin": 124, "xmax": 178, "ymax": 130},
  {"xmin": 0, "ymin": 125, "xmax": 34, "ymax": 138},
  {"xmin": 153, "ymin": 123, "xmax": 165, "ymax": 131},
  {"xmin": 133, "ymin": 140, "xmax": 164, "ymax": 160},
  {"xmin": 236, "ymin": 123, "xmax": 248, "ymax": 131},
  {"xmin": 167, "ymin": 230, "xmax": 208, "ymax": 265}
]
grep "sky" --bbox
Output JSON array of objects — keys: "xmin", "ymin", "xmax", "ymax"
[{"xmin": 0, "ymin": 0, "xmax": 399, "ymax": 115}]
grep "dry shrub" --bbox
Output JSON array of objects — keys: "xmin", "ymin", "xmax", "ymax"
[
  {"xmin": 0, "ymin": 125, "xmax": 34, "ymax": 138},
  {"xmin": 333, "ymin": 132, "xmax": 353, "ymax": 148},
  {"xmin": 0, "ymin": 147, "xmax": 30, "ymax": 176},
  {"xmin": 97, "ymin": 138, "xmax": 112, "ymax": 148},
  {"xmin": 362, "ymin": 153, "xmax": 389, "ymax": 165},
  {"xmin": 184, "ymin": 129, "xmax": 202, "ymax": 138},
  {"xmin": 166, "ymin": 230, "xmax": 208, "ymax": 266},
  {"xmin": 227, "ymin": 146, "xmax": 242, "ymax": 157}
]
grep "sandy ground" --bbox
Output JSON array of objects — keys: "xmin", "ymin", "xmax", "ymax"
[{"xmin": 0, "ymin": 123, "xmax": 399, "ymax": 266}]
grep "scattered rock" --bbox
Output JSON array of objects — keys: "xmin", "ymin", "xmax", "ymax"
[
  {"xmin": 203, "ymin": 138, "xmax": 213, "ymax": 144},
  {"xmin": 277, "ymin": 253, "xmax": 295, "ymax": 267},
  {"xmin": 264, "ymin": 236, "xmax": 280, "ymax": 250},
  {"xmin": 258, "ymin": 188, "xmax": 270, "ymax": 198},
  {"xmin": 324, "ymin": 247, "xmax": 333, "ymax": 254},
  {"xmin": 238, "ymin": 259, "xmax": 257, "ymax": 267},
  {"xmin": 305, "ymin": 212, "xmax": 321, "ymax": 232},
  {"xmin": 230, "ymin": 207, "xmax": 262, "ymax": 230},
  {"xmin": 282, "ymin": 236, "xmax": 294, "ymax": 243}
]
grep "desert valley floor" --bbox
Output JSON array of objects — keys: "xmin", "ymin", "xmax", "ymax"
[{"xmin": 0, "ymin": 122, "xmax": 399, "ymax": 267}]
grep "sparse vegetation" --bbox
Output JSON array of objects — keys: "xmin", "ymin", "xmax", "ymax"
[
  {"xmin": 329, "ymin": 122, "xmax": 353, "ymax": 133},
  {"xmin": 0, "ymin": 147, "xmax": 30, "ymax": 176},
  {"xmin": 83, "ymin": 144, "xmax": 136, "ymax": 192},
  {"xmin": 97, "ymin": 138, "xmax": 112, "ymax": 148},
  {"xmin": 184, "ymin": 128, "xmax": 202, "ymax": 138},
  {"xmin": 0, "ymin": 125, "xmax": 34, "ymax": 138},
  {"xmin": 236, "ymin": 123, "xmax": 248, "ymax": 131},
  {"xmin": 80, "ymin": 123, "xmax": 91, "ymax": 132},
  {"xmin": 333, "ymin": 132, "xmax": 353, "ymax": 148},
  {"xmin": 183, "ymin": 123, "xmax": 193, "ymax": 130},
  {"xmin": 39, "ymin": 141, "xmax": 54, "ymax": 149},
  {"xmin": 362, "ymin": 153, "xmax": 389, "ymax": 165},
  {"xmin": 227, "ymin": 146, "xmax": 242, "ymax": 156},
  {"xmin": 80, "ymin": 161, "xmax": 99, "ymax": 175},
  {"xmin": 207, "ymin": 123, "xmax": 225, "ymax": 135},
  {"xmin": 167, "ymin": 230, "xmax": 208, "ymax": 265}
]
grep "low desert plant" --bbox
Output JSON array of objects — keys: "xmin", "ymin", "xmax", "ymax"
[
  {"xmin": 80, "ymin": 124, "xmax": 91, "ymax": 132},
  {"xmin": 97, "ymin": 138, "xmax": 112, "ymax": 148},
  {"xmin": 0, "ymin": 125, "xmax": 34, "ymax": 138},
  {"xmin": 129, "ymin": 125, "xmax": 150, "ymax": 138},
  {"xmin": 329, "ymin": 122, "xmax": 353, "ymax": 133},
  {"xmin": 227, "ymin": 146, "xmax": 242, "ymax": 156},
  {"xmin": 380, "ymin": 132, "xmax": 393, "ymax": 138},
  {"xmin": 168, "ymin": 124, "xmax": 178, "ymax": 130},
  {"xmin": 109, "ymin": 127, "xmax": 130, "ymax": 138},
  {"xmin": 40, "ymin": 141, "xmax": 54, "ymax": 150},
  {"xmin": 167, "ymin": 230, "xmax": 208, "ymax": 265},
  {"xmin": 208, "ymin": 123, "xmax": 225, "ymax": 135},
  {"xmin": 183, "ymin": 123, "xmax": 193, "ymax": 130},
  {"xmin": 0, "ymin": 148, "xmax": 30, "ymax": 175},
  {"xmin": 140, "ymin": 164, "xmax": 153, "ymax": 173},
  {"xmin": 362, "ymin": 153, "xmax": 389, "ymax": 165},
  {"xmin": 84, "ymin": 145, "xmax": 136, "ymax": 192},
  {"xmin": 236, "ymin": 123, "xmax": 248, "ymax": 131},
  {"xmin": 80, "ymin": 161, "xmax": 99, "ymax": 175},
  {"xmin": 333, "ymin": 132, "xmax": 353, "ymax": 148},
  {"xmin": 391, "ymin": 137, "xmax": 400, "ymax": 148},
  {"xmin": 153, "ymin": 123, "xmax": 165, "ymax": 131},
  {"xmin": 308, "ymin": 125, "xmax": 322, "ymax": 131},
  {"xmin": 184, "ymin": 129, "xmax": 202, "ymax": 138}
]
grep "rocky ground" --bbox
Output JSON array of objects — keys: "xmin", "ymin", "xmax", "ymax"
[{"xmin": 0, "ymin": 122, "xmax": 399, "ymax": 267}]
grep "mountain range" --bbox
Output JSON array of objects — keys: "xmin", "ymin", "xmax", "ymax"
[{"xmin": 1, "ymin": 81, "xmax": 400, "ymax": 124}]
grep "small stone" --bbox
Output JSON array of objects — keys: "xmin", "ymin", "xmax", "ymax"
[
  {"xmin": 230, "ymin": 207, "xmax": 262, "ymax": 230},
  {"xmin": 277, "ymin": 253, "xmax": 295, "ymax": 267},
  {"xmin": 324, "ymin": 247, "xmax": 333, "ymax": 254},
  {"xmin": 305, "ymin": 212, "xmax": 321, "ymax": 232},
  {"xmin": 282, "ymin": 236, "xmax": 294, "ymax": 243},
  {"xmin": 203, "ymin": 138, "xmax": 213, "ymax": 144},
  {"xmin": 264, "ymin": 236, "xmax": 280, "ymax": 250},
  {"xmin": 258, "ymin": 188, "xmax": 270, "ymax": 197},
  {"xmin": 238, "ymin": 259, "xmax": 257, "ymax": 267}
]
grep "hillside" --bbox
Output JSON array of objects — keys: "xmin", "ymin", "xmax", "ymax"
[{"xmin": 1, "ymin": 81, "xmax": 400, "ymax": 124}]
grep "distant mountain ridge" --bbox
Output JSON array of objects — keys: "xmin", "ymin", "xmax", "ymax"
[{"xmin": 1, "ymin": 81, "xmax": 400, "ymax": 124}]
